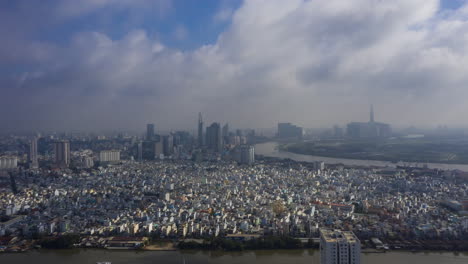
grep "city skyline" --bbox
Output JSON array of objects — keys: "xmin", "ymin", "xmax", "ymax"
[
  {"xmin": 1, "ymin": 1, "xmax": 468, "ymax": 262},
  {"xmin": 2, "ymin": 0, "xmax": 468, "ymax": 131},
  {"xmin": 0, "ymin": 104, "xmax": 457, "ymax": 135}
]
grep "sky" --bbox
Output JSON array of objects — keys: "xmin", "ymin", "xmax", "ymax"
[{"xmin": 1, "ymin": 0, "xmax": 468, "ymax": 132}]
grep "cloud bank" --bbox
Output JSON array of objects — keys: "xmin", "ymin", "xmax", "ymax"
[{"xmin": 2, "ymin": 0, "xmax": 468, "ymax": 132}]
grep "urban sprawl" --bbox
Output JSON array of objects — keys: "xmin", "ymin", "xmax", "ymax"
[{"xmin": 0, "ymin": 113, "xmax": 467, "ymax": 256}]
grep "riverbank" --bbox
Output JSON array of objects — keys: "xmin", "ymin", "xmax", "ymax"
[
  {"xmin": 255, "ymin": 141, "xmax": 468, "ymax": 171},
  {"xmin": 143, "ymin": 242, "xmax": 176, "ymax": 251},
  {"xmin": 2, "ymin": 234, "xmax": 467, "ymax": 254},
  {"xmin": 282, "ymin": 138, "xmax": 468, "ymax": 164}
]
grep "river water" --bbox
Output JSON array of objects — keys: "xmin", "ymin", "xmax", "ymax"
[
  {"xmin": 255, "ymin": 142, "xmax": 468, "ymax": 172},
  {"xmin": 1, "ymin": 249, "xmax": 467, "ymax": 264}
]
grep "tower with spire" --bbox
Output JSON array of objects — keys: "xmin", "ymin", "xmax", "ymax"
[{"xmin": 347, "ymin": 105, "xmax": 391, "ymax": 138}]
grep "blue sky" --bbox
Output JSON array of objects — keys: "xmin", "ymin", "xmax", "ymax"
[
  {"xmin": 16, "ymin": 0, "xmax": 243, "ymax": 51},
  {"xmin": 2, "ymin": 0, "xmax": 468, "ymax": 131},
  {"xmin": 19, "ymin": 0, "xmax": 467, "ymax": 50},
  {"xmin": 441, "ymin": 0, "xmax": 467, "ymax": 9}
]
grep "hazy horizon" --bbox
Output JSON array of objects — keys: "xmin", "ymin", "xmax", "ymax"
[{"xmin": 2, "ymin": 0, "xmax": 468, "ymax": 132}]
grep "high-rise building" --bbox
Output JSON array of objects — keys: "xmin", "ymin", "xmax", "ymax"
[
  {"xmin": 320, "ymin": 229, "xmax": 361, "ymax": 264},
  {"xmin": 206, "ymin": 122, "xmax": 223, "ymax": 152},
  {"xmin": 163, "ymin": 135, "xmax": 174, "ymax": 156},
  {"xmin": 142, "ymin": 141, "xmax": 163, "ymax": 160},
  {"xmin": 0, "ymin": 156, "xmax": 18, "ymax": 170},
  {"xmin": 198, "ymin": 113, "xmax": 204, "ymax": 146},
  {"xmin": 222, "ymin": 123, "xmax": 229, "ymax": 138},
  {"xmin": 239, "ymin": 145, "xmax": 255, "ymax": 165},
  {"xmin": 54, "ymin": 140, "xmax": 70, "ymax": 168},
  {"xmin": 222, "ymin": 123, "xmax": 229, "ymax": 145},
  {"xmin": 147, "ymin": 124, "xmax": 155, "ymax": 141},
  {"xmin": 29, "ymin": 137, "xmax": 39, "ymax": 168},
  {"xmin": 277, "ymin": 123, "xmax": 303, "ymax": 139}
]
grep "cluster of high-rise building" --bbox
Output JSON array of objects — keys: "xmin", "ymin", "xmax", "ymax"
[
  {"xmin": 0, "ymin": 113, "xmax": 256, "ymax": 171},
  {"xmin": 139, "ymin": 124, "xmax": 175, "ymax": 160},
  {"xmin": 196, "ymin": 113, "xmax": 253, "ymax": 164},
  {"xmin": 277, "ymin": 123, "xmax": 303, "ymax": 140},
  {"xmin": 274, "ymin": 105, "xmax": 391, "ymax": 141},
  {"xmin": 346, "ymin": 105, "xmax": 391, "ymax": 139}
]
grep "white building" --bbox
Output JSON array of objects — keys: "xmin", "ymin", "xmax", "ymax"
[
  {"xmin": 99, "ymin": 150, "xmax": 121, "ymax": 163},
  {"xmin": 0, "ymin": 156, "xmax": 18, "ymax": 170},
  {"xmin": 233, "ymin": 145, "xmax": 255, "ymax": 165},
  {"xmin": 320, "ymin": 229, "xmax": 361, "ymax": 264},
  {"xmin": 241, "ymin": 145, "xmax": 255, "ymax": 164}
]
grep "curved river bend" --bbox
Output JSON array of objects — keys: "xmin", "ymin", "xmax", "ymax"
[{"xmin": 255, "ymin": 142, "xmax": 468, "ymax": 171}]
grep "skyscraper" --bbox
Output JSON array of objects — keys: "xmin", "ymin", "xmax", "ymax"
[
  {"xmin": 222, "ymin": 123, "xmax": 229, "ymax": 138},
  {"xmin": 54, "ymin": 140, "xmax": 70, "ymax": 168},
  {"xmin": 222, "ymin": 123, "xmax": 229, "ymax": 146},
  {"xmin": 147, "ymin": 124, "xmax": 155, "ymax": 141},
  {"xmin": 239, "ymin": 145, "xmax": 255, "ymax": 165},
  {"xmin": 370, "ymin": 104, "xmax": 374, "ymax": 123},
  {"xmin": 320, "ymin": 229, "xmax": 361, "ymax": 264},
  {"xmin": 198, "ymin": 113, "xmax": 204, "ymax": 147},
  {"xmin": 206, "ymin": 122, "xmax": 223, "ymax": 153},
  {"xmin": 163, "ymin": 135, "xmax": 174, "ymax": 156},
  {"xmin": 29, "ymin": 137, "xmax": 39, "ymax": 169}
]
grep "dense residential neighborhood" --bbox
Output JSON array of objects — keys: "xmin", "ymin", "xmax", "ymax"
[{"xmin": 1, "ymin": 156, "xmax": 467, "ymax": 252}]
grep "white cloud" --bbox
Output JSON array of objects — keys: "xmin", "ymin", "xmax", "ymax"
[{"xmin": 3, "ymin": 0, "xmax": 468, "ymax": 131}]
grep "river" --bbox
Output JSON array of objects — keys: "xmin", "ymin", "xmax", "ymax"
[
  {"xmin": 1, "ymin": 249, "xmax": 467, "ymax": 264},
  {"xmin": 255, "ymin": 142, "xmax": 468, "ymax": 171}
]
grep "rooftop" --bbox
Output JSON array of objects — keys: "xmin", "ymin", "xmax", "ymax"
[{"xmin": 321, "ymin": 229, "xmax": 359, "ymax": 243}]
